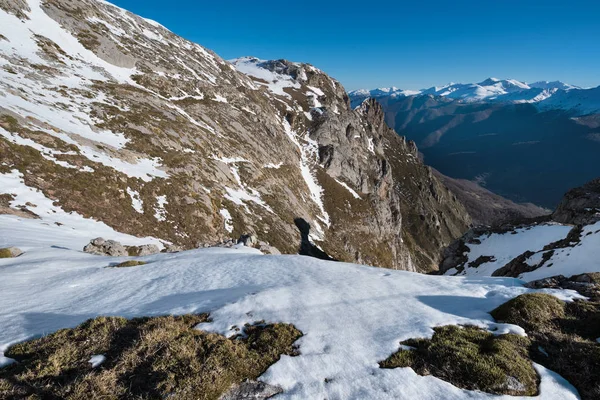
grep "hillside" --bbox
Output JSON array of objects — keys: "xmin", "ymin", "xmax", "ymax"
[{"xmin": 0, "ymin": 0, "xmax": 471, "ymax": 271}]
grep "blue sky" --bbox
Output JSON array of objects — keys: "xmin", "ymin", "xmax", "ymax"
[{"xmin": 110, "ymin": 0, "xmax": 600, "ymax": 91}]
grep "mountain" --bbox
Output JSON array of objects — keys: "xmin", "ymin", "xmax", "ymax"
[
  {"xmin": 0, "ymin": 0, "xmax": 473, "ymax": 272},
  {"xmin": 1, "ymin": 2, "xmax": 600, "ymax": 399},
  {"xmin": 349, "ymin": 78, "xmax": 597, "ymax": 113},
  {"xmin": 349, "ymin": 82, "xmax": 600, "ymax": 208}
]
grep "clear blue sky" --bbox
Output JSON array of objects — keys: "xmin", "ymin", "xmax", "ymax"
[{"xmin": 109, "ymin": 0, "xmax": 600, "ymax": 91}]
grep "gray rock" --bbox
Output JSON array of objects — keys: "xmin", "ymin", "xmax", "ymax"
[
  {"xmin": 163, "ymin": 243, "xmax": 183, "ymax": 253},
  {"xmin": 219, "ymin": 380, "xmax": 282, "ymax": 400},
  {"xmin": 135, "ymin": 244, "xmax": 160, "ymax": 256},
  {"xmin": 83, "ymin": 239, "xmax": 128, "ymax": 256},
  {"xmin": 258, "ymin": 241, "xmax": 281, "ymax": 255},
  {"xmin": 91, "ymin": 237, "xmax": 106, "ymax": 246},
  {"xmin": 553, "ymin": 178, "xmax": 600, "ymax": 225}
]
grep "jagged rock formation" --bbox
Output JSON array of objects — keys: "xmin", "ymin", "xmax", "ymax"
[
  {"xmin": 440, "ymin": 177, "xmax": 600, "ymax": 278},
  {"xmin": 0, "ymin": 0, "xmax": 471, "ymax": 271}
]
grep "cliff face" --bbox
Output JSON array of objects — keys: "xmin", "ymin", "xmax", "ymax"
[{"xmin": 0, "ymin": 0, "xmax": 470, "ymax": 271}]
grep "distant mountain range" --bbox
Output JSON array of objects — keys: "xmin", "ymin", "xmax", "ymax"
[
  {"xmin": 350, "ymin": 78, "xmax": 600, "ymax": 116},
  {"xmin": 349, "ymin": 79, "xmax": 600, "ymax": 208}
]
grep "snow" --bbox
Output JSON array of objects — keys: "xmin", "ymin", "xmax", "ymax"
[
  {"xmin": 519, "ymin": 221, "xmax": 600, "ymax": 282},
  {"xmin": 264, "ymin": 162, "xmax": 283, "ymax": 169},
  {"xmin": 219, "ymin": 208, "xmax": 234, "ymax": 233},
  {"xmin": 213, "ymin": 94, "xmax": 228, "ymax": 103},
  {"xmin": 214, "ymin": 157, "xmax": 273, "ymax": 214},
  {"xmin": 126, "ymin": 188, "xmax": 144, "ymax": 213},
  {"xmin": 350, "ymin": 78, "xmax": 600, "ymax": 115},
  {"xmin": 0, "ymin": 215, "xmax": 582, "ymax": 399},
  {"xmin": 444, "ymin": 224, "xmax": 573, "ymax": 277},
  {"xmin": 89, "ymin": 354, "xmax": 106, "ymax": 368},
  {"xmin": 154, "ymin": 195, "xmax": 168, "ymax": 222},
  {"xmin": 334, "ymin": 178, "xmax": 361, "ymax": 199},
  {"xmin": 230, "ymin": 57, "xmax": 301, "ymax": 98},
  {"xmin": 281, "ymin": 119, "xmax": 330, "ymax": 232},
  {"xmin": 0, "ymin": 169, "xmax": 163, "ymax": 247}
]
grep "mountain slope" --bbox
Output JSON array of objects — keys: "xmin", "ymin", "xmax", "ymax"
[{"xmin": 0, "ymin": 0, "xmax": 470, "ymax": 271}]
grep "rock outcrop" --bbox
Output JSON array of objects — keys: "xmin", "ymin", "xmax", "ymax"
[
  {"xmin": 83, "ymin": 238, "xmax": 160, "ymax": 257},
  {"xmin": 553, "ymin": 178, "xmax": 600, "ymax": 225}
]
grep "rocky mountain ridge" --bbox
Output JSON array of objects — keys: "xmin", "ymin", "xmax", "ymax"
[{"xmin": 0, "ymin": 0, "xmax": 472, "ymax": 271}]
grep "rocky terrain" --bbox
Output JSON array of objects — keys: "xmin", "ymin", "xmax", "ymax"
[{"xmin": 0, "ymin": 0, "xmax": 473, "ymax": 272}]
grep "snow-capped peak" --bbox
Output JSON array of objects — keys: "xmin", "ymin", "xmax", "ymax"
[{"xmin": 349, "ymin": 78, "xmax": 599, "ymax": 115}]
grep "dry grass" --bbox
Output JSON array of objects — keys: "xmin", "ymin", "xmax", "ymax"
[
  {"xmin": 0, "ymin": 248, "xmax": 14, "ymax": 258},
  {"xmin": 0, "ymin": 314, "xmax": 302, "ymax": 400},
  {"xmin": 380, "ymin": 325, "xmax": 538, "ymax": 396}
]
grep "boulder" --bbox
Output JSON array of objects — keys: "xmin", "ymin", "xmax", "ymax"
[
  {"xmin": 128, "ymin": 244, "xmax": 160, "ymax": 256},
  {"xmin": 84, "ymin": 238, "xmax": 128, "ymax": 256},
  {"xmin": 162, "ymin": 243, "xmax": 183, "ymax": 253},
  {"xmin": 259, "ymin": 241, "xmax": 281, "ymax": 255},
  {"xmin": 219, "ymin": 380, "xmax": 282, "ymax": 400}
]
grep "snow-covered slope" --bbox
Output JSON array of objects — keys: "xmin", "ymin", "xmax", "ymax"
[
  {"xmin": 443, "ymin": 221, "xmax": 600, "ymax": 282},
  {"xmin": 349, "ymin": 79, "xmax": 600, "ymax": 115},
  {"xmin": 0, "ymin": 215, "xmax": 582, "ymax": 399}
]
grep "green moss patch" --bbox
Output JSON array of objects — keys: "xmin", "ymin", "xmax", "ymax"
[
  {"xmin": 490, "ymin": 293, "xmax": 565, "ymax": 332},
  {"xmin": 380, "ymin": 325, "xmax": 538, "ymax": 396},
  {"xmin": 492, "ymin": 293, "xmax": 600, "ymax": 400},
  {"xmin": 0, "ymin": 314, "xmax": 302, "ymax": 400}
]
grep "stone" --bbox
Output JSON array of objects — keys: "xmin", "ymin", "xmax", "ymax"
[
  {"xmin": 84, "ymin": 238, "xmax": 127, "ymax": 256},
  {"xmin": 219, "ymin": 380, "xmax": 282, "ymax": 400},
  {"xmin": 132, "ymin": 244, "xmax": 160, "ymax": 256}
]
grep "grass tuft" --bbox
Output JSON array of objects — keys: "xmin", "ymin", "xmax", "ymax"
[
  {"xmin": 490, "ymin": 293, "xmax": 565, "ymax": 332},
  {"xmin": 492, "ymin": 292, "xmax": 600, "ymax": 399},
  {"xmin": 380, "ymin": 325, "xmax": 538, "ymax": 396},
  {"xmin": 0, "ymin": 248, "xmax": 14, "ymax": 258},
  {"xmin": 0, "ymin": 314, "xmax": 302, "ymax": 399}
]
